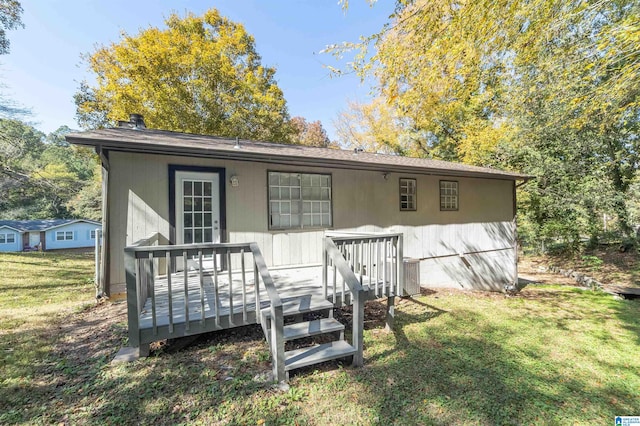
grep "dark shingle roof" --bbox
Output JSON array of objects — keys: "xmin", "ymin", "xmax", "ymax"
[
  {"xmin": 66, "ymin": 127, "xmax": 530, "ymax": 181},
  {"xmin": 0, "ymin": 219, "xmax": 100, "ymax": 232}
]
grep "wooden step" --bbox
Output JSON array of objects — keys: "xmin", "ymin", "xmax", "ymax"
[
  {"xmin": 262, "ymin": 295, "xmax": 334, "ymax": 318},
  {"xmin": 285, "ymin": 340, "xmax": 356, "ymax": 371},
  {"xmin": 283, "ymin": 318, "xmax": 344, "ymax": 341}
]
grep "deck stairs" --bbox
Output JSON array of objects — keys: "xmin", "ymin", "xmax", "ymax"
[{"xmin": 261, "ymin": 294, "xmax": 356, "ymax": 376}]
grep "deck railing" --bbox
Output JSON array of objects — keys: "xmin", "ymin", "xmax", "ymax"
[
  {"xmin": 124, "ymin": 235, "xmax": 285, "ymax": 380},
  {"xmin": 322, "ymin": 232, "xmax": 403, "ymax": 367},
  {"xmin": 323, "ymin": 232, "xmax": 404, "ymax": 302}
]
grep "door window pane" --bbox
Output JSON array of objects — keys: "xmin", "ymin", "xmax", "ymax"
[{"xmin": 181, "ymin": 177, "xmax": 217, "ymax": 246}]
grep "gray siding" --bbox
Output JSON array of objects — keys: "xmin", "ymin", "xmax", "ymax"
[{"xmin": 108, "ymin": 152, "xmax": 516, "ymax": 292}]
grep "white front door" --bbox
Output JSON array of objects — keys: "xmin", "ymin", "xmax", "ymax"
[
  {"xmin": 29, "ymin": 232, "xmax": 40, "ymax": 248},
  {"xmin": 175, "ymin": 171, "xmax": 221, "ymax": 270}
]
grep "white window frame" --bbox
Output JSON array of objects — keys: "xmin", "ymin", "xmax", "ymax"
[
  {"xmin": 90, "ymin": 230, "xmax": 97, "ymax": 239},
  {"xmin": 399, "ymin": 178, "xmax": 417, "ymax": 211},
  {"xmin": 440, "ymin": 180, "xmax": 459, "ymax": 211},
  {"xmin": 268, "ymin": 171, "xmax": 332, "ymax": 230},
  {"xmin": 0, "ymin": 232, "xmax": 14, "ymax": 244},
  {"xmin": 56, "ymin": 231, "xmax": 74, "ymax": 241}
]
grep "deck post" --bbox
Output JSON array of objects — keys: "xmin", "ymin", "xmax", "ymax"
[
  {"xmin": 352, "ymin": 289, "xmax": 364, "ymax": 367},
  {"xmin": 322, "ymin": 242, "xmax": 328, "ymax": 300},
  {"xmin": 397, "ymin": 234, "xmax": 404, "ymax": 296},
  {"xmin": 94, "ymin": 229, "xmax": 101, "ymax": 298},
  {"xmin": 124, "ymin": 249, "xmax": 141, "ymax": 352},
  {"xmin": 271, "ymin": 304, "xmax": 286, "ymax": 382},
  {"xmin": 385, "ymin": 295, "xmax": 395, "ymax": 331}
]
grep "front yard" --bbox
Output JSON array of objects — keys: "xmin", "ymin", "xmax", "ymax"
[{"xmin": 1, "ymin": 251, "xmax": 639, "ymax": 425}]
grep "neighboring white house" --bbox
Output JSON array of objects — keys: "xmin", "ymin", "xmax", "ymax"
[
  {"xmin": 66, "ymin": 118, "xmax": 530, "ymax": 296},
  {"xmin": 0, "ymin": 219, "xmax": 102, "ymax": 252}
]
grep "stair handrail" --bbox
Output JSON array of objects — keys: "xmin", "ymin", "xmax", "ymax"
[
  {"xmin": 249, "ymin": 243, "xmax": 285, "ymax": 382},
  {"xmin": 323, "ymin": 237, "xmax": 365, "ymax": 367},
  {"xmin": 324, "ymin": 232, "xmax": 404, "ymax": 298}
]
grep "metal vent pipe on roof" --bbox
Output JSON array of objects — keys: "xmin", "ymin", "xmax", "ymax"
[
  {"xmin": 117, "ymin": 113, "xmax": 146, "ymax": 129},
  {"xmin": 129, "ymin": 113, "xmax": 146, "ymax": 129}
]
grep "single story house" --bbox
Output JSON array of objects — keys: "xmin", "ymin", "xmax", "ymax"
[
  {"xmin": 0, "ymin": 219, "xmax": 102, "ymax": 252},
  {"xmin": 66, "ymin": 117, "xmax": 530, "ymax": 297}
]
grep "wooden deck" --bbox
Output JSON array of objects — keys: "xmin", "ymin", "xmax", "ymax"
[
  {"xmin": 137, "ymin": 264, "xmax": 395, "ymax": 334},
  {"xmin": 125, "ymin": 235, "xmax": 404, "ymax": 380},
  {"xmin": 138, "ymin": 265, "xmax": 338, "ymax": 329}
]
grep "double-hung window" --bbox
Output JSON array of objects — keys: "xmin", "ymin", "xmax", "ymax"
[
  {"xmin": 268, "ymin": 172, "xmax": 332, "ymax": 229},
  {"xmin": 56, "ymin": 231, "xmax": 74, "ymax": 241},
  {"xmin": 0, "ymin": 233, "xmax": 15, "ymax": 244}
]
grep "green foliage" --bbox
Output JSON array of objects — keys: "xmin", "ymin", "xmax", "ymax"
[
  {"xmin": 76, "ymin": 9, "xmax": 292, "ymax": 143},
  {"xmin": 0, "ymin": 0, "xmax": 22, "ymax": 55},
  {"xmin": 0, "ymin": 119, "xmax": 101, "ymax": 219},
  {"xmin": 581, "ymin": 255, "xmax": 604, "ymax": 271},
  {"xmin": 333, "ymin": 0, "xmax": 640, "ymax": 249}
]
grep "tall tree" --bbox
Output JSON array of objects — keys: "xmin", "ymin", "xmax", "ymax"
[
  {"xmin": 0, "ymin": 120, "xmax": 100, "ymax": 219},
  {"xmin": 289, "ymin": 116, "xmax": 331, "ymax": 147},
  {"xmin": 75, "ymin": 9, "xmax": 292, "ymax": 142},
  {"xmin": 332, "ymin": 0, "xmax": 640, "ymax": 244},
  {"xmin": 0, "ymin": 0, "xmax": 26, "ymax": 118},
  {"xmin": 0, "ymin": 0, "xmax": 22, "ymax": 55}
]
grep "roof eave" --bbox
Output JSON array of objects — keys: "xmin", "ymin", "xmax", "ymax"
[
  {"xmin": 66, "ymin": 135, "xmax": 531, "ymax": 182},
  {"xmin": 0, "ymin": 225, "xmax": 24, "ymax": 232},
  {"xmin": 42, "ymin": 219, "xmax": 101, "ymax": 232}
]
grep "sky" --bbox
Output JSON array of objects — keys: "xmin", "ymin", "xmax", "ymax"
[{"xmin": 0, "ymin": 0, "xmax": 395, "ymax": 140}]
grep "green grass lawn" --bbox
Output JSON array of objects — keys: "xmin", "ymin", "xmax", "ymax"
[{"xmin": 1, "ymin": 252, "xmax": 639, "ymax": 425}]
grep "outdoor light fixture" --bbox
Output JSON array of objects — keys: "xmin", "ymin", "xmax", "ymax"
[
  {"xmin": 230, "ymin": 175, "xmax": 239, "ymax": 187},
  {"xmin": 383, "ymin": 173, "xmax": 389, "ymax": 180}
]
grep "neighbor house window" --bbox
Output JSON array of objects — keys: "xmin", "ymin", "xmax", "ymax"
[
  {"xmin": 0, "ymin": 233, "xmax": 15, "ymax": 244},
  {"xmin": 90, "ymin": 230, "xmax": 97, "ymax": 239},
  {"xmin": 268, "ymin": 172, "xmax": 332, "ymax": 229},
  {"xmin": 440, "ymin": 180, "xmax": 459, "ymax": 211},
  {"xmin": 56, "ymin": 231, "xmax": 74, "ymax": 241},
  {"xmin": 399, "ymin": 178, "xmax": 417, "ymax": 211}
]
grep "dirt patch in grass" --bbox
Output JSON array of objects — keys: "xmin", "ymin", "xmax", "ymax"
[
  {"xmin": 519, "ymin": 247, "xmax": 640, "ymax": 291},
  {"xmin": 52, "ymin": 300, "xmax": 128, "ymax": 367},
  {"xmin": 518, "ymin": 256, "xmax": 579, "ymax": 286}
]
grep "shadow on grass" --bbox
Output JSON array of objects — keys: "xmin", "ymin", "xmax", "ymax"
[
  {"xmin": 3, "ymin": 288, "xmax": 639, "ymax": 425},
  {"xmin": 343, "ymin": 291, "xmax": 640, "ymax": 425},
  {"xmin": 0, "ymin": 303, "xmax": 295, "ymax": 425}
]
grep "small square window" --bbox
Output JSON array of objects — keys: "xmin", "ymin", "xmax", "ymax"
[
  {"xmin": 399, "ymin": 178, "xmax": 417, "ymax": 211},
  {"xmin": 440, "ymin": 180, "xmax": 459, "ymax": 211}
]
